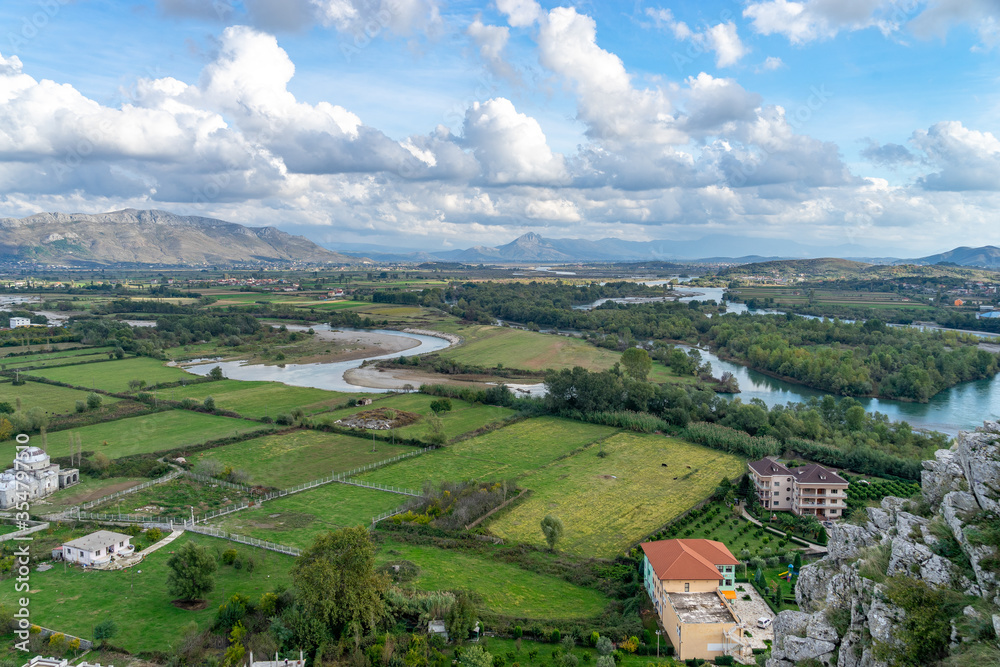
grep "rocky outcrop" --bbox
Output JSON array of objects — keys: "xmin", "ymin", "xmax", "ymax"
[{"xmin": 767, "ymin": 421, "xmax": 1000, "ymax": 667}]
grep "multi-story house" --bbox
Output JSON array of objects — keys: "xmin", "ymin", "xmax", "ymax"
[
  {"xmin": 747, "ymin": 457, "xmax": 848, "ymax": 519},
  {"xmin": 640, "ymin": 539, "xmax": 747, "ymax": 662}
]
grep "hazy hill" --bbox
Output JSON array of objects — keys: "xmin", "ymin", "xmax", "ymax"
[
  {"xmin": 0, "ymin": 209, "xmax": 356, "ymax": 266},
  {"xmin": 331, "ymin": 232, "xmax": 883, "ymax": 263},
  {"xmin": 909, "ymin": 246, "xmax": 1000, "ymax": 269}
]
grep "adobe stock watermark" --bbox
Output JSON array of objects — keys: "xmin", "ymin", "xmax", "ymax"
[
  {"xmin": 12, "ymin": 433, "xmax": 35, "ymax": 653},
  {"xmin": 6, "ymin": 0, "xmax": 72, "ymax": 53}
]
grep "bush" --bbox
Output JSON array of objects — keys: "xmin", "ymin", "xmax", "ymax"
[
  {"xmin": 550, "ymin": 629, "xmax": 561, "ymax": 644},
  {"xmin": 222, "ymin": 548, "xmax": 238, "ymax": 565},
  {"xmin": 75, "ymin": 400, "xmax": 86, "ymax": 413},
  {"xmin": 203, "ymin": 396, "xmax": 216, "ymax": 411},
  {"xmin": 86, "ymin": 392, "xmax": 102, "ymax": 410}
]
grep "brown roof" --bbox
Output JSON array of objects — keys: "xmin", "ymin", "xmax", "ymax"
[
  {"xmin": 641, "ymin": 539, "xmax": 740, "ymax": 581},
  {"xmin": 748, "ymin": 457, "xmax": 792, "ymax": 477},
  {"xmin": 791, "ymin": 463, "xmax": 847, "ymax": 485}
]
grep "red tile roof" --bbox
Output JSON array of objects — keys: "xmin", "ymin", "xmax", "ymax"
[
  {"xmin": 748, "ymin": 457, "xmax": 792, "ymax": 477},
  {"xmin": 641, "ymin": 539, "xmax": 739, "ymax": 581}
]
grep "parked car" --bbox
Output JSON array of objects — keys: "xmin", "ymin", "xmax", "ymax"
[{"xmin": 756, "ymin": 617, "xmax": 772, "ymax": 629}]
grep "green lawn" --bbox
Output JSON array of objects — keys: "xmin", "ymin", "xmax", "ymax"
[
  {"xmin": 30, "ymin": 357, "xmax": 194, "ymax": 392},
  {"xmin": 376, "ymin": 538, "xmax": 609, "ymax": 620},
  {"xmin": 321, "ymin": 393, "xmax": 516, "ymax": 443},
  {"xmin": 207, "ymin": 483, "xmax": 406, "ymax": 548},
  {"xmin": 0, "ymin": 533, "xmax": 294, "ymax": 653},
  {"xmin": 190, "ymin": 429, "xmax": 415, "ymax": 488},
  {"xmin": 47, "ymin": 410, "xmax": 267, "ymax": 459},
  {"xmin": 162, "ymin": 379, "xmax": 359, "ymax": 419},
  {"xmin": 357, "ymin": 417, "xmax": 618, "ymax": 489},
  {"xmin": 489, "ymin": 432, "xmax": 746, "ymax": 558},
  {"xmin": 0, "ymin": 380, "xmax": 120, "ymax": 414}
]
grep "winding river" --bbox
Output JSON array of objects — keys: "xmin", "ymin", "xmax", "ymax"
[{"xmin": 181, "ymin": 326, "xmax": 453, "ymax": 393}]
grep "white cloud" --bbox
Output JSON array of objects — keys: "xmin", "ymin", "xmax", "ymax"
[
  {"xmin": 912, "ymin": 121, "xmax": 1000, "ymax": 190},
  {"xmin": 496, "ymin": 0, "xmax": 543, "ymax": 28},
  {"xmin": 645, "ymin": 8, "xmax": 748, "ymax": 68},
  {"xmin": 704, "ymin": 23, "xmax": 749, "ymax": 68},
  {"xmin": 539, "ymin": 7, "xmax": 683, "ymax": 148},
  {"xmin": 759, "ymin": 56, "xmax": 785, "ymax": 71},
  {"xmin": 743, "ymin": 0, "xmax": 887, "ymax": 44},
  {"xmin": 463, "ymin": 98, "xmax": 568, "ymax": 185}
]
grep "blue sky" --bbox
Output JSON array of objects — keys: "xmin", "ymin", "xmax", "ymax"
[{"xmin": 0, "ymin": 0, "xmax": 998, "ymax": 254}]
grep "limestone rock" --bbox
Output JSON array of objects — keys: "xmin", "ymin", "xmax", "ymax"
[
  {"xmin": 922, "ymin": 449, "xmax": 965, "ymax": 506},
  {"xmin": 957, "ymin": 422, "xmax": 1000, "ymax": 514}
]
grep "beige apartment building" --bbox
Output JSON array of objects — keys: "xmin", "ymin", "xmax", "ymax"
[{"xmin": 747, "ymin": 458, "xmax": 848, "ymax": 519}]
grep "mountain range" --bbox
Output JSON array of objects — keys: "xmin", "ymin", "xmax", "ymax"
[
  {"xmin": 331, "ymin": 233, "xmax": 1000, "ymax": 269},
  {"xmin": 330, "ymin": 232, "xmax": 883, "ymax": 264},
  {"xmin": 0, "ymin": 209, "xmax": 356, "ymax": 266}
]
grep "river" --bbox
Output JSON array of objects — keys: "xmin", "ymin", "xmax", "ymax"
[
  {"xmin": 574, "ymin": 285, "xmax": 1000, "ymax": 435},
  {"xmin": 181, "ymin": 327, "xmax": 454, "ymax": 393}
]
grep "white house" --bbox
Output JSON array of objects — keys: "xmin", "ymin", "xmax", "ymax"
[
  {"xmin": 0, "ymin": 447, "xmax": 78, "ymax": 509},
  {"xmin": 55, "ymin": 530, "xmax": 133, "ymax": 567},
  {"xmin": 9, "ymin": 317, "xmax": 31, "ymax": 328},
  {"xmin": 22, "ymin": 658, "xmax": 112, "ymax": 667}
]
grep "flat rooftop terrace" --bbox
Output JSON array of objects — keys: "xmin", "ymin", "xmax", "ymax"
[{"xmin": 667, "ymin": 592, "xmax": 738, "ymax": 624}]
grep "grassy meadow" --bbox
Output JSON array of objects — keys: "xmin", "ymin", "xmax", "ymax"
[
  {"xmin": 189, "ymin": 429, "xmax": 415, "ymax": 488},
  {"xmin": 357, "ymin": 417, "xmax": 617, "ymax": 489},
  {"xmin": 320, "ymin": 392, "xmax": 516, "ymax": 442},
  {"xmin": 30, "ymin": 357, "xmax": 194, "ymax": 392},
  {"xmin": 163, "ymin": 379, "xmax": 358, "ymax": 419},
  {"xmin": 207, "ymin": 482, "xmax": 406, "ymax": 548},
  {"xmin": 376, "ymin": 538, "xmax": 609, "ymax": 620},
  {"xmin": 0, "ymin": 533, "xmax": 293, "ymax": 653},
  {"xmin": 1, "ymin": 380, "xmax": 120, "ymax": 414},
  {"xmin": 48, "ymin": 410, "xmax": 266, "ymax": 459},
  {"xmin": 489, "ymin": 432, "xmax": 746, "ymax": 558}
]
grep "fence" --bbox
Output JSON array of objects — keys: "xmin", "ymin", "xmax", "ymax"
[
  {"xmin": 58, "ymin": 448, "xmax": 432, "ymax": 527},
  {"xmin": 369, "ymin": 504, "xmax": 411, "ymax": 528},
  {"xmin": 186, "ymin": 523, "xmax": 302, "ymax": 556},
  {"xmin": 68, "ymin": 467, "xmax": 183, "ymax": 514},
  {"xmin": 0, "ymin": 521, "xmax": 49, "ymax": 542}
]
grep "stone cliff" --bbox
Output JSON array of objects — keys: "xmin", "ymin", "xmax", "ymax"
[{"xmin": 767, "ymin": 421, "xmax": 1000, "ymax": 667}]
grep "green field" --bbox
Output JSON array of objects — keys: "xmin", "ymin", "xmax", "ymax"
[
  {"xmin": 480, "ymin": 637, "xmax": 679, "ymax": 667},
  {"xmin": 207, "ymin": 483, "xmax": 405, "ymax": 548},
  {"xmin": 47, "ymin": 410, "xmax": 266, "ymax": 459},
  {"xmin": 91, "ymin": 478, "xmax": 252, "ymax": 517},
  {"xmin": 162, "ymin": 379, "xmax": 359, "ymax": 419},
  {"xmin": 37, "ymin": 475, "xmax": 146, "ymax": 512},
  {"xmin": 0, "ymin": 533, "xmax": 293, "ymax": 653},
  {"xmin": 357, "ymin": 417, "xmax": 618, "ymax": 489},
  {"xmin": 489, "ymin": 432, "xmax": 746, "ymax": 558},
  {"xmin": 0, "ymin": 347, "xmax": 115, "ymax": 370},
  {"xmin": 321, "ymin": 393, "xmax": 516, "ymax": 442},
  {"xmin": 376, "ymin": 538, "xmax": 609, "ymax": 620},
  {"xmin": 438, "ymin": 326, "xmax": 626, "ymax": 371},
  {"xmin": 190, "ymin": 429, "xmax": 415, "ymax": 488},
  {"xmin": 30, "ymin": 357, "xmax": 195, "ymax": 392},
  {"xmin": 0, "ymin": 380, "xmax": 121, "ymax": 414}
]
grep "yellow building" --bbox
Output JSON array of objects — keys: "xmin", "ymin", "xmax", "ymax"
[{"xmin": 640, "ymin": 539, "xmax": 748, "ymax": 662}]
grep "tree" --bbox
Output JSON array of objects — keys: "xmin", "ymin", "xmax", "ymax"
[
  {"xmin": 290, "ymin": 526, "xmax": 389, "ymax": 637},
  {"xmin": 540, "ymin": 515, "xmax": 564, "ymax": 551},
  {"xmin": 166, "ymin": 541, "xmax": 217, "ymax": 602},
  {"xmin": 209, "ymin": 366, "xmax": 225, "ymax": 380},
  {"xmin": 446, "ymin": 591, "xmax": 478, "ymax": 642},
  {"xmin": 596, "ymin": 637, "xmax": 613, "ymax": 657},
  {"xmin": 203, "ymin": 396, "xmax": 216, "ymax": 411},
  {"xmin": 620, "ymin": 348, "xmax": 652, "ymax": 381},
  {"xmin": 86, "ymin": 392, "xmax": 102, "ymax": 410},
  {"xmin": 425, "ymin": 414, "xmax": 447, "ymax": 446},
  {"xmin": 429, "ymin": 398, "xmax": 453, "ymax": 414},
  {"xmin": 460, "ymin": 646, "xmax": 493, "ymax": 667},
  {"xmin": 0, "ymin": 417, "xmax": 13, "ymax": 441},
  {"xmin": 93, "ymin": 619, "xmax": 117, "ymax": 646}
]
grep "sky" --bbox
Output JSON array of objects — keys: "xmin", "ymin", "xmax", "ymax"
[{"xmin": 0, "ymin": 0, "xmax": 998, "ymax": 255}]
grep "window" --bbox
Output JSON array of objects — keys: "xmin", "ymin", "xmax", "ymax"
[
  {"xmin": 774, "ymin": 501, "xmax": 780, "ymax": 506},
  {"xmin": 773, "ymin": 481, "xmax": 780, "ymax": 486},
  {"xmin": 772, "ymin": 491, "xmax": 779, "ymax": 496},
  {"xmin": 95, "ymin": 549, "xmax": 101, "ymax": 556},
  {"xmin": 684, "ymin": 583, "xmax": 689, "ymax": 592}
]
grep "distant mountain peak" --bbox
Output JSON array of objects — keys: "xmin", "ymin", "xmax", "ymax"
[{"xmin": 0, "ymin": 209, "xmax": 361, "ymax": 266}]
